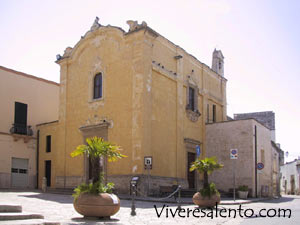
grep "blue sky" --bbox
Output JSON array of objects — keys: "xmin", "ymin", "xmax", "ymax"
[{"xmin": 1, "ymin": 0, "xmax": 299, "ymax": 162}]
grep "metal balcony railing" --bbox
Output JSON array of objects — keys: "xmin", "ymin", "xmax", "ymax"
[{"xmin": 9, "ymin": 123, "xmax": 33, "ymax": 136}]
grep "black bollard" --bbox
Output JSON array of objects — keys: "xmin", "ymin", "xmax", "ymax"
[
  {"xmin": 131, "ymin": 184, "xmax": 136, "ymax": 216},
  {"xmin": 177, "ymin": 185, "xmax": 182, "ymax": 210}
]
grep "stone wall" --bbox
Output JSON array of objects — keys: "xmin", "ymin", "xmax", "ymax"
[
  {"xmin": 234, "ymin": 111, "xmax": 275, "ymax": 130},
  {"xmin": 234, "ymin": 111, "xmax": 276, "ymax": 145},
  {"xmin": 0, "ymin": 173, "xmax": 10, "ymax": 188},
  {"xmin": 206, "ymin": 119, "xmax": 273, "ymax": 197},
  {"xmin": 55, "ymin": 176, "xmax": 85, "ymax": 189},
  {"xmin": 108, "ymin": 174, "xmax": 188, "ymax": 196}
]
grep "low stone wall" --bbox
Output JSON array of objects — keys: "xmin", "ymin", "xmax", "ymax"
[
  {"xmin": 108, "ymin": 174, "xmax": 188, "ymax": 196},
  {"xmin": 0, "ymin": 173, "xmax": 10, "ymax": 188},
  {"xmin": 52, "ymin": 174, "xmax": 188, "ymax": 195},
  {"xmin": 28, "ymin": 175, "xmax": 37, "ymax": 188},
  {"xmin": 55, "ymin": 176, "xmax": 84, "ymax": 188},
  {"xmin": 0, "ymin": 173, "xmax": 36, "ymax": 189}
]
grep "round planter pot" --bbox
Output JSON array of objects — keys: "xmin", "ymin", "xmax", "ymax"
[
  {"xmin": 238, "ymin": 191, "xmax": 248, "ymax": 199},
  {"xmin": 192, "ymin": 192, "xmax": 220, "ymax": 208},
  {"xmin": 73, "ymin": 193, "xmax": 120, "ymax": 217}
]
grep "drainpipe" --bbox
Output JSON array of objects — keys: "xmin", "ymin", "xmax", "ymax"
[
  {"xmin": 63, "ymin": 63, "xmax": 69, "ymax": 189},
  {"xmin": 36, "ymin": 130, "xmax": 40, "ymax": 189},
  {"xmin": 254, "ymin": 125, "xmax": 258, "ymax": 197}
]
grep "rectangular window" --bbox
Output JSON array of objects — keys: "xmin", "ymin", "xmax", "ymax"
[
  {"xmin": 46, "ymin": 135, "xmax": 51, "ymax": 153},
  {"xmin": 19, "ymin": 169, "xmax": 27, "ymax": 174},
  {"xmin": 14, "ymin": 102, "xmax": 28, "ymax": 135},
  {"xmin": 11, "ymin": 168, "xmax": 18, "ymax": 173},
  {"xmin": 213, "ymin": 104, "xmax": 216, "ymax": 122},
  {"xmin": 207, "ymin": 104, "xmax": 209, "ymax": 123},
  {"xmin": 188, "ymin": 87, "xmax": 195, "ymax": 111}
]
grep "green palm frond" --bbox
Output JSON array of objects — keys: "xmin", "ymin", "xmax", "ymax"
[
  {"xmin": 70, "ymin": 136, "xmax": 127, "ymax": 161},
  {"xmin": 70, "ymin": 145, "xmax": 89, "ymax": 157},
  {"xmin": 189, "ymin": 156, "xmax": 223, "ymax": 174},
  {"xmin": 71, "ymin": 136, "xmax": 126, "ymax": 195}
]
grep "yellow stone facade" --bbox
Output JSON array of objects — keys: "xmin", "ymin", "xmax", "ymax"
[{"xmin": 38, "ymin": 19, "xmax": 227, "ymax": 194}]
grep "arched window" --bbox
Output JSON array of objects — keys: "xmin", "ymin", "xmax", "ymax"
[{"xmin": 93, "ymin": 73, "xmax": 102, "ymax": 99}]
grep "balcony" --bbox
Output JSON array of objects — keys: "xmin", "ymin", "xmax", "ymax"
[
  {"xmin": 10, "ymin": 123, "xmax": 33, "ymax": 136},
  {"xmin": 185, "ymin": 104, "xmax": 201, "ymax": 122},
  {"xmin": 9, "ymin": 124, "xmax": 33, "ymax": 143}
]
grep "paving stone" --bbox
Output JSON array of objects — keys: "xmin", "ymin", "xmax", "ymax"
[
  {"xmin": 0, "ymin": 212, "xmax": 44, "ymax": 220},
  {"xmin": 0, "ymin": 190, "xmax": 271, "ymax": 225},
  {"xmin": 0, "ymin": 205, "xmax": 22, "ymax": 212},
  {"xmin": 0, "ymin": 219, "xmax": 60, "ymax": 225}
]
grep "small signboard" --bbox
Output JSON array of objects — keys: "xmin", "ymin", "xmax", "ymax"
[
  {"xmin": 257, "ymin": 162, "xmax": 264, "ymax": 170},
  {"xmin": 144, "ymin": 156, "xmax": 152, "ymax": 169},
  {"xmin": 196, "ymin": 145, "xmax": 201, "ymax": 157},
  {"xmin": 230, "ymin": 149, "xmax": 238, "ymax": 159}
]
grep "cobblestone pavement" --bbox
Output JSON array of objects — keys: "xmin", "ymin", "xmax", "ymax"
[{"xmin": 0, "ymin": 191, "xmax": 298, "ymax": 224}]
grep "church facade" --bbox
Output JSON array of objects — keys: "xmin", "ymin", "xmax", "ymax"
[{"xmin": 37, "ymin": 18, "xmax": 227, "ymax": 194}]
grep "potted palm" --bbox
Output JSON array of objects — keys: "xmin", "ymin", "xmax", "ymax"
[
  {"xmin": 190, "ymin": 156, "xmax": 223, "ymax": 208},
  {"xmin": 238, "ymin": 185, "xmax": 249, "ymax": 199},
  {"xmin": 71, "ymin": 136, "xmax": 126, "ymax": 218}
]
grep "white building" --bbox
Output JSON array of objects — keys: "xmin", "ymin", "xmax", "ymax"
[{"xmin": 280, "ymin": 159, "xmax": 300, "ymax": 195}]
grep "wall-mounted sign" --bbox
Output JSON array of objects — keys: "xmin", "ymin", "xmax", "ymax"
[
  {"xmin": 144, "ymin": 156, "xmax": 152, "ymax": 169},
  {"xmin": 230, "ymin": 149, "xmax": 238, "ymax": 159},
  {"xmin": 196, "ymin": 145, "xmax": 201, "ymax": 157},
  {"xmin": 257, "ymin": 162, "xmax": 264, "ymax": 170}
]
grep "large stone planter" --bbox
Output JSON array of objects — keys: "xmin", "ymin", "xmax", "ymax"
[
  {"xmin": 192, "ymin": 192, "xmax": 220, "ymax": 208},
  {"xmin": 73, "ymin": 193, "xmax": 120, "ymax": 217},
  {"xmin": 238, "ymin": 191, "xmax": 248, "ymax": 199}
]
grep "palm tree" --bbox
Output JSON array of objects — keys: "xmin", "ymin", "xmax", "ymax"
[
  {"xmin": 71, "ymin": 137, "xmax": 126, "ymax": 217},
  {"xmin": 71, "ymin": 136, "xmax": 126, "ymax": 184},
  {"xmin": 190, "ymin": 156, "xmax": 223, "ymax": 190}
]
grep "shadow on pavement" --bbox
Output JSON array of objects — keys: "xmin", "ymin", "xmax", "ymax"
[
  {"xmin": 70, "ymin": 217, "xmax": 120, "ymax": 225},
  {"xmin": 260, "ymin": 196, "xmax": 295, "ymax": 204},
  {"xmin": 120, "ymin": 199, "xmax": 187, "ymax": 209},
  {"xmin": 18, "ymin": 193, "xmax": 73, "ymax": 204},
  {"xmin": 17, "ymin": 192, "xmax": 181, "ymax": 209}
]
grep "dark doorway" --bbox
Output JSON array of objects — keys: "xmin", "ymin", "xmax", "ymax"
[
  {"xmin": 45, "ymin": 160, "xmax": 51, "ymax": 187},
  {"xmin": 291, "ymin": 175, "xmax": 295, "ymax": 194},
  {"xmin": 187, "ymin": 152, "xmax": 196, "ymax": 189}
]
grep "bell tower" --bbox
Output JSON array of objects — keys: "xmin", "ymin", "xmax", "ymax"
[{"xmin": 212, "ymin": 49, "xmax": 224, "ymax": 76}]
